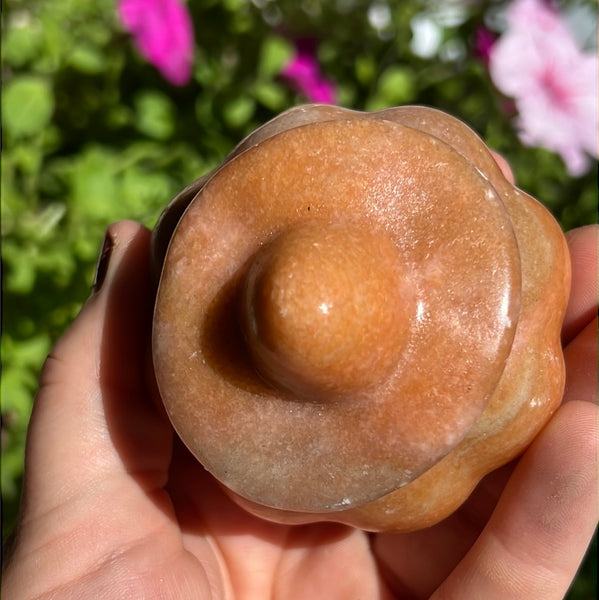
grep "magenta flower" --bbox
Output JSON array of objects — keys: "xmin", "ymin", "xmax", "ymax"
[
  {"xmin": 118, "ymin": 0, "xmax": 194, "ymax": 86},
  {"xmin": 473, "ymin": 26, "xmax": 496, "ymax": 66},
  {"xmin": 488, "ymin": 0, "xmax": 598, "ymax": 176},
  {"xmin": 282, "ymin": 42, "xmax": 337, "ymax": 105}
]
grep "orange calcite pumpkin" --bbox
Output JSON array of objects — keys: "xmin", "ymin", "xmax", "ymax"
[{"xmin": 151, "ymin": 105, "xmax": 570, "ymax": 532}]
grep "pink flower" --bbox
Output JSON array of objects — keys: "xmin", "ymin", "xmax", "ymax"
[
  {"xmin": 118, "ymin": 0, "xmax": 194, "ymax": 86},
  {"xmin": 282, "ymin": 42, "xmax": 337, "ymax": 105},
  {"xmin": 488, "ymin": 0, "xmax": 598, "ymax": 176}
]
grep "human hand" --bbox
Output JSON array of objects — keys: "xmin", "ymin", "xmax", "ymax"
[{"xmin": 2, "ymin": 217, "xmax": 596, "ymax": 599}]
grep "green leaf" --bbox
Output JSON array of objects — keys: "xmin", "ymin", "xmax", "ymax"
[
  {"xmin": 2, "ymin": 76, "xmax": 55, "ymax": 138},
  {"xmin": 223, "ymin": 96, "xmax": 256, "ymax": 128},
  {"xmin": 134, "ymin": 91, "xmax": 175, "ymax": 141},
  {"xmin": 223, "ymin": 0, "xmax": 246, "ymax": 10},
  {"xmin": 2, "ymin": 244, "xmax": 37, "ymax": 294},
  {"xmin": 2, "ymin": 23, "xmax": 43, "ymax": 67},
  {"xmin": 120, "ymin": 167, "xmax": 173, "ymax": 217},
  {"xmin": 1, "ymin": 451, "xmax": 24, "ymax": 499},
  {"xmin": 68, "ymin": 44, "xmax": 108, "ymax": 74},
  {"xmin": 258, "ymin": 36, "xmax": 294, "ymax": 78},
  {"xmin": 355, "ymin": 55, "xmax": 377, "ymax": 86},
  {"xmin": 376, "ymin": 65, "xmax": 417, "ymax": 104},
  {"xmin": 251, "ymin": 81, "xmax": 288, "ymax": 111},
  {"xmin": 10, "ymin": 143, "xmax": 44, "ymax": 176},
  {"xmin": 2, "ymin": 334, "xmax": 51, "ymax": 371},
  {"xmin": 69, "ymin": 147, "xmax": 119, "ymax": 220}
]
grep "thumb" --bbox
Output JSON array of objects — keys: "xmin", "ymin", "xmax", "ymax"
[{"xmin": 21, "ymin": 220, "xmax": 170, "ymax": 520}]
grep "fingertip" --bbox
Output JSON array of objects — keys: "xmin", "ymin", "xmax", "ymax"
[
  {"xmin": 39, "ymin": 220, "xmax": 152, "ymax": 385},
  {"xmin": 490, "ymin": 150, "xmax": 515, "ymax": 184},
  {"xmin": 563, "ymin": 316, "xmax": 599, "ymax": 405},
  {"xmin": 435, "ymin": 401, "xmax": 598, "ymax": 599},
  {"xmin": 563, "ymin": 224, "xmax": 598, "ymax": 345},
  {"xmin": 93, "ymin": 220, "xmax": 152, "ymax": 294}
]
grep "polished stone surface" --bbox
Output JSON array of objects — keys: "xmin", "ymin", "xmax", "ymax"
[{"xmin": 152, "ymin": 105, "xmax": 570, "ymax": 531}]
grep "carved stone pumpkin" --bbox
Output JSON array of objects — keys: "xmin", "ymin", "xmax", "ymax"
[{"xmin": 151, "ymin": 105, "xmax": 570, "ymax": 532}]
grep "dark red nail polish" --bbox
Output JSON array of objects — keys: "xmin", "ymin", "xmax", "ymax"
[{"xmin": 92, "ymin": 231, "xmax": 114, "ymax": 293}]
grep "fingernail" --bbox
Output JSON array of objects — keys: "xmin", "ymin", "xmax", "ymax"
[{"xmin": 92, "ymin": 231, "xmax": 114, "ymax": 294}]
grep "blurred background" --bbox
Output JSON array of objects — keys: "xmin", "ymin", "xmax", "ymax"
[{"xmin": 1, "ymin": 0, "xmax": 597, "ymax": 595}]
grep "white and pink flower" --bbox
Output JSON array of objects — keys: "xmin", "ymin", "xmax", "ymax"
[{"xmin": 489, "ymin": 0, "xmax": 597, "ymax": 176}]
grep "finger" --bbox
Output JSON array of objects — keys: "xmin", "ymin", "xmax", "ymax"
[
  {"xmin": 22, "ymin": 221, "xmax": 168, "ymax": 516},
  {"xmin": 372, "ymin": 463, "xmax": 514, "ymax": 599},
  {"xmin": 490, "ymin": 150, "xmax": 515, "ymax": 184},
  {"xmin": 562, "ymin": 224, "xmax": 598, "ymax": 345},
  {"xmin": 432, "ymin": 400, "xmax": 598, "ymax": 600},
  {"xmin": 563, "ymin": 316, "xmax": 598, "ymax": 405}
]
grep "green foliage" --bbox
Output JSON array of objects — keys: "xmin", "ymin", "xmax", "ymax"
[
  {"xmin": 2, "ymin": 75, "xmax": 55, "ymax": 138},
  {"xmin": 1, "ymin": 1, "xmax": 597, "ymax": 595}
]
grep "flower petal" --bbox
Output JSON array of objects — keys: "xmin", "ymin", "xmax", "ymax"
[
  {"xmin": 118, "ymin": 0, "xmax": 194, "ymax": 86},
  {"xmin": 488, "ymin": 0, "xmax": 598, "ymax": 175}
]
